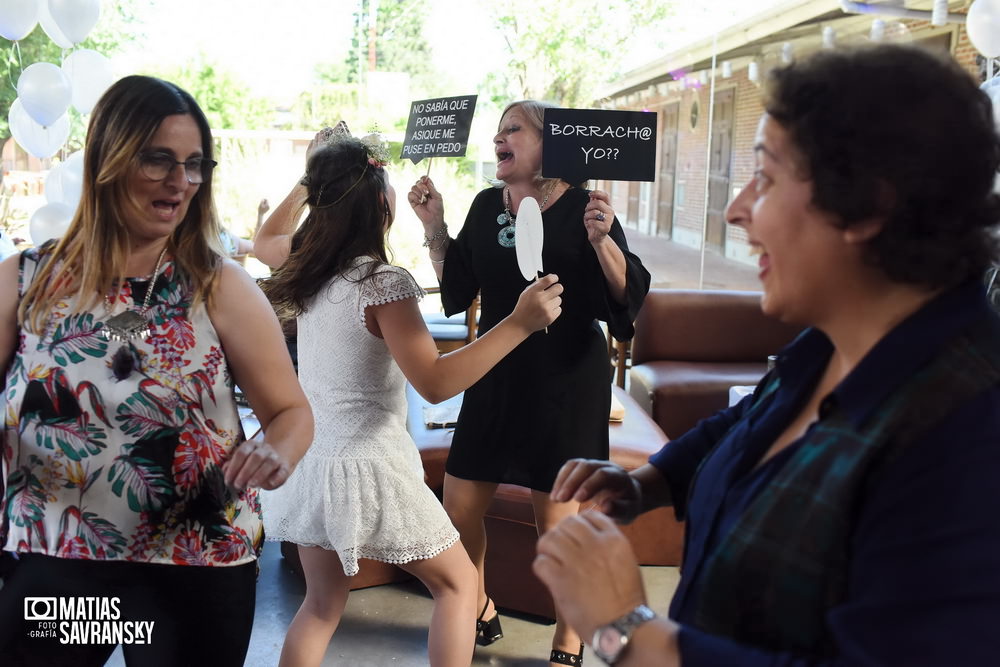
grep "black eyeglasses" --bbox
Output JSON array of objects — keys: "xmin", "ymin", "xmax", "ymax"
[{"xmin": 138, "ymin": 151, "xmax": 218, "ymax": 184}]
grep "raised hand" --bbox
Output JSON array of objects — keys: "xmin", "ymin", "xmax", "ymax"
[
  {"xmin": 408, "ymin": 175, "xmax": 445, "ymax": 229},
  {"xmin": 583, "ymin": 190, "xmax": 616, "ymax": 245},
  {"xmin": 550, "ymin": 458, "xmax": 643, "ymax": 523},
  {"xmin": 306, "ymin": 122, "xmax": 348, "ymax": 161}
]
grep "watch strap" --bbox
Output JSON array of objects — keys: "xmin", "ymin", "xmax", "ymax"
[{"xmin": 592, "ymin": 603, "xmax": 657, "ymax": 665}]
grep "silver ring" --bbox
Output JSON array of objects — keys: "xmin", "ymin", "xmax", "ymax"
[{"xmin": 596, "ymin": 211, "xmax": 606, "ymax": 222}]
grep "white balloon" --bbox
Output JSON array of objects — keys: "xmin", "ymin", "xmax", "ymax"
[
  {"xmin": 29, "ymin": 202, "xmax": 74, "ymax": 245},
  {"xmin": 8, "ymin": 98, "xmax": 70, "ymax": 158},
  {"xmin": 38, "ymin": 0, "xmax": 72, "ymax": 48},
  {"xmin": 968, "ymin": 0, "xmax": 1000, "ymax": 58},
  {"xmin": 45, "ymin": 160, "xmax": 66, "ymax": 204},
  {"xmin": 60, "ymin": 150, "xmax": 84, "ymax": 211},
  {"xmin": 17, "ymin": 62, "xmax": 72, "ymax": 127},
  {"xmin": 43, "ymin": 150, "xmax": 83, "ymax": 210},
  {"xmin": 0, "ymin": 0, "xmax": 39, "ymax": 41},
  {"xmin": 48, "ymin": 0, "xmax": 99, "ymax": 45},
  {"xmin": 62, "ymin": 48, "xmax": 115, "ymax": 115}
]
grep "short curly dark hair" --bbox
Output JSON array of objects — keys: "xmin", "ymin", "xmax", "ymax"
[{"xmin": 764, "ymin": 44, "xmax": 1000, "ymax": 288}]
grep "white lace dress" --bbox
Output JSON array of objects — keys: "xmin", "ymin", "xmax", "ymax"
[{"xmin": 262, "ymin": 259, "xmax": 459, "ymax": 575}]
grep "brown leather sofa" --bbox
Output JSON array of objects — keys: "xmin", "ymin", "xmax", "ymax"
[
  {"xmin": 481, "ymin": 385, "xmax": 681, "ymax": 620},
  {"xmin": 629, "ymin": 289, "xmax": 802, "ymax": 440}
]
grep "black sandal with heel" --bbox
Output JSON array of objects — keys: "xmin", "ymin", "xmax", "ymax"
[
  {"xmin": 550, "ymin": 642, "xmax": 584, "ymax": 665},
  {"xmin": 476, "ymin": 597, "xmax": 503, "ymax": 646}
]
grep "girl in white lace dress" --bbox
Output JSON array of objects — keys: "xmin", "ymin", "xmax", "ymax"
[{"xmin": 255, "ymin": 131, "xmax": 563, "ymax": 667}]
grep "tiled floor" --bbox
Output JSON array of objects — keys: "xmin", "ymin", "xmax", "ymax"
[
  {"xmin": 622, "ymin": 228, "xmax": 759, "ymax": 291},
  {"xmin": 104, "ymin": 542, "xmax": 679, "ymax": 666}
]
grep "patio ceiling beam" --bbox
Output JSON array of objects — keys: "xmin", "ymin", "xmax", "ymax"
[{"xmin": 839, "ymin": 0, "xmax": 966, "ymax": 24}]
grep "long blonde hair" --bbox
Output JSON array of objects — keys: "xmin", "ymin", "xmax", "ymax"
[
  {"xmin": 19, "ymin": 75, "xmax": 226, "ymax": 334},
  {"xmin": 493, "ymin": 99, "xmax": 567, "ymax": 191}
]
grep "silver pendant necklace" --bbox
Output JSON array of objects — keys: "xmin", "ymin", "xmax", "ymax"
[
  {"xmin": 102, "ymin": 247, "xmax": 167, "ymax": 380},
  {"xmin": 497, "ymin": 184, "xmax": 554, "ymax": 248}
]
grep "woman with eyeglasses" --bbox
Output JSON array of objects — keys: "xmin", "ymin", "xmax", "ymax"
[{"xmin": 0, "ymin": 75, "xmax": 313, "ymax": 667}]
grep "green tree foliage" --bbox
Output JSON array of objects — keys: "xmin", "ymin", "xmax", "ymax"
[
  {"xmin": 291, "ymin": 0, "xmax": 442, "ymax": 132},
  {"xmin": 344, "ymin": 0, "xmax": 436, "ymax": 91},
  {"xmin": 292, "ymin": 79, "xmax": 360, "ymax": 131},
  {"xmin": 146, "ymin": 58, "xmax": 274, "ymax": 131},
  {"xmin": 0, "ymin": 1, "xmax": 140, "ymax": 145},
  {"xmin": 482, "ymin": 0, "xmax": 674, "ymax": 107}
]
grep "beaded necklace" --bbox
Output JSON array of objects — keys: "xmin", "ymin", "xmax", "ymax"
[{"xmin": 497, "ymin": 183, "xmax": 556, "ymax": 248}]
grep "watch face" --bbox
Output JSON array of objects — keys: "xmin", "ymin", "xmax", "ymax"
[
  {"xmin": 593, "ymin": 605, "xmax": 656, "ymax": 664},
  {"xmin": 596, "ymin": 626, "xmax": 624, "ymax": 661}
]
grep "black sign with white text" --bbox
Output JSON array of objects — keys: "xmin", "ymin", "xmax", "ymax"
[
  {"xmin": 542, "ymin": 108, "xmax": 657, "ymax": 184},
  {"xmin": 400, "ymin": 95, "xmax": 478, "ymax": 163}
]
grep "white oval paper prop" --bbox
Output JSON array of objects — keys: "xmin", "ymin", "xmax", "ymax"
[{"xmin": 514, "ymin": 196, "xmax": 544, "ymax": 281}]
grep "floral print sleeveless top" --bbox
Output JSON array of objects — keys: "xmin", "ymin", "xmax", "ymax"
[{"xmin": 1, "ymin": 248, "xmax": 262, "ymax": 566}]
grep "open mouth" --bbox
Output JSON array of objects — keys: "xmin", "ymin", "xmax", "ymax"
[
  {"xmin": 496, "ymin": 151, "xmax": 513, "ymax": 164},
  {"xmin": 153, "ymin": 200, "xmax": 180, "ymax": 216}
]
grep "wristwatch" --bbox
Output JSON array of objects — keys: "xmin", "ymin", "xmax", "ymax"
[{"xmin": 591, "ymin": 604, "xmax": 657, "ymax": 665}]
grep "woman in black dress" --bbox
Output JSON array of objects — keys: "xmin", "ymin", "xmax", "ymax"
[{"xmin": 408, "ymin": 100, "xmax": 649, "ymax": 665}]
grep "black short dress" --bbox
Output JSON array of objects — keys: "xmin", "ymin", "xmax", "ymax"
[{"xmin": 440, "ymin": 186, "xmax": 650, "ymax": 491}]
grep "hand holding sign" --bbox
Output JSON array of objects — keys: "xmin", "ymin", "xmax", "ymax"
[
  {"xmin": 408, "ymin": 176, "xmax": 445, "ymax": 229},
  {"xmin": 583, "ymin": 191, "xmax": 615, "ymax": 244},
  {"xmin": 542, "ymin": 108, "xmax": 657, "ymax": 185}
]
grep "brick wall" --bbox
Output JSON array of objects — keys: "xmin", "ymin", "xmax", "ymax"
[
  {"xmin": 603, "ymin": 13, "xmax": 985, "ymax": 266},
  {"xmin": 725, "ymin": 73, "xmax": 765, "ymax": 259}
]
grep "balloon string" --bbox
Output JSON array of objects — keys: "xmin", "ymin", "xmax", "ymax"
[{"xmin": 7, "ymin": 41, "xmax": 23, "ymax": 90}]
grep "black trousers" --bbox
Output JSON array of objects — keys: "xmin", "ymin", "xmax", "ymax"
[{"xmin": 0, "ymin": 553, "xmax": 256, "ymax": 667}]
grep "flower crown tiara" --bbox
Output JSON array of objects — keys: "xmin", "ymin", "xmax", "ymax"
[
  {"xmin": 321, "ymin": 120, "xmax": 392, "ymax": 167},
  {"xmin": 310, "ymin": 121, "xmax": 393, "ymax": 208}
]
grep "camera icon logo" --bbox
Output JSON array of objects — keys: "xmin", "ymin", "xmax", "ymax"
[{"xmin": 24, "ymin": 597, "xmax": 57, "ymax": 621}]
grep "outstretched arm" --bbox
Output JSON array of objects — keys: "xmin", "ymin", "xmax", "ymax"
[
  {"xmin": 550, "ymin": 460, "xmax": 673, "ymax": 523},
  {"xmin": 254, "ymin": 131, "xmax": 327, "ymax": 268},
  {"xmin": 253, "ymin": 184, "xmax": 305, "ymax": 269},
  {"xmin": 374, "ymin": 274, "xmax": 562, "ymax": 403}
]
